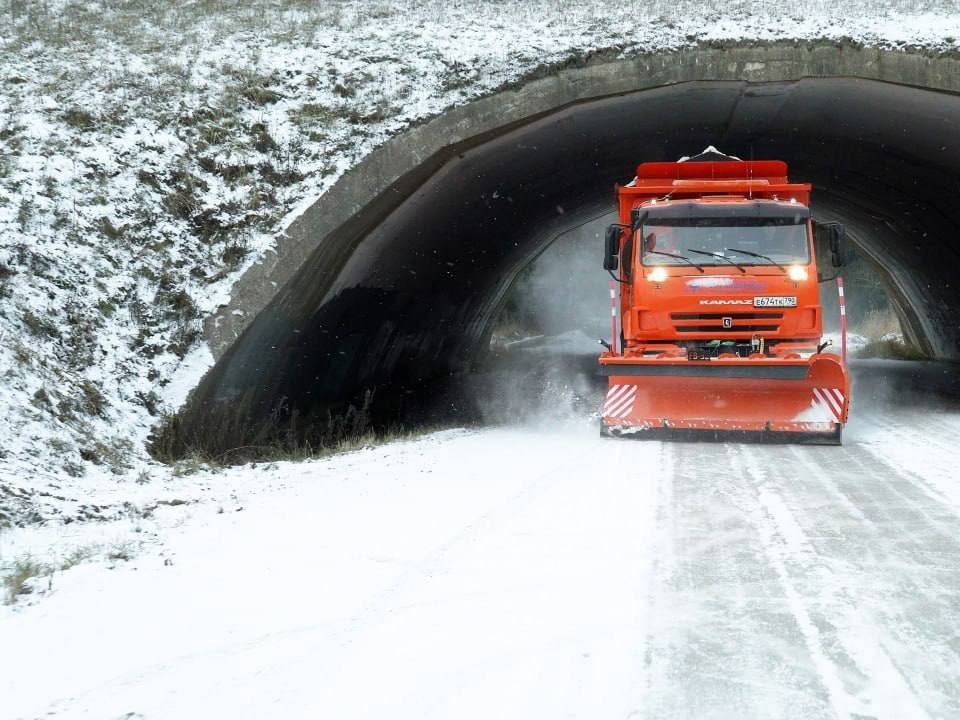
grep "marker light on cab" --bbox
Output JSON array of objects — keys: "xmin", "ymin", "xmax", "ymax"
[
  {"xmin": 647, "ymin": 267, "xmax": 668, "ymax": 283},
  {"xmin": 787, "ymin": 266, "xmax": 808, "ymax": 281}
]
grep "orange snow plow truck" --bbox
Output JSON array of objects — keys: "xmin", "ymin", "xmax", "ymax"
[{"xmin": 599, "ymin": 150, "xmax": 850, "ymax": 444}]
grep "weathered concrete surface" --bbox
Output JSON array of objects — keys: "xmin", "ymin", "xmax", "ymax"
[
  {"xmin": 206, "ymin": 42, "xmax": 960, "ymax": 357},
  {"xmin": 176, "ymin": 42, "xmax": 960, "ymax": 456}
]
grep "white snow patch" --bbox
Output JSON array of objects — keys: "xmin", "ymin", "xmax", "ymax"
[
  {"xmin": 163, "ymin": 342, "xmax": 215, "ymax": 411},
  {"xmin": 0, "ymin": 425, "xmax": 662, "ymax": 719}
]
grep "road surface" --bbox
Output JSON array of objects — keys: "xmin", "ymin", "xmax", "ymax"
[{"xmin": 2, "ymin": 388, "xmax": 959, "ymax": 718}]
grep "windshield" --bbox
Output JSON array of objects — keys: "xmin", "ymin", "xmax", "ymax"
[{"xmin": 640, "ymin": 218, "xmax": 810, "ymax": 266}]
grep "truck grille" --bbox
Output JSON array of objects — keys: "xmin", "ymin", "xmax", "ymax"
[{"xmin": 671, "ymin": 312, "xmax": 783, "ymax": 333}]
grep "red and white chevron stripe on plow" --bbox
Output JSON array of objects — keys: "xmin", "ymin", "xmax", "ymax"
[
  {"xmin": 812, "ymin": 387, "xmax": 846, "ymax": 422},
  {"xmin": 603, "ymin": 384, "xmax": 638, "ymax": 419}
]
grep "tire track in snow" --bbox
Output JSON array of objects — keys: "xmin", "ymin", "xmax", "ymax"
[
  {"xmin": 737, "ymin": 443, "xmax": 869, "ymax": 719},
  {"xmin": 742, "ymin": 442, "xmax": 937, "ymax": 720},
  {"xmin": 644, "ymin": 441, "xmax": 834, "ymax": 718},
  {"xmin": 853, "ymin": 407, "xmax": 960, "ymax": 510},
  {"xmin": 843, "ymin": 444, "xmax": 960, "ymax": 554},
  {"xmin": 825, "ymin": 438, "xmax": 960, "ymax": 717},
  {"xmin": 641, "ymin": 440, "xmax": 675, "ymax": 710}
]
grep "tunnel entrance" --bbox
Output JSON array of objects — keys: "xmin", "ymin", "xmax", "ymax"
[
  {"xmin": 491, "ymin": 213, "xmax": 911, "ymax": 355},
  {"xmin": 171, "ymin": 64, "xmax": 960, "ymax": 458},
  {"xmin": 476, "ymin": 212, "xmax": 914, "ymax": 426}
]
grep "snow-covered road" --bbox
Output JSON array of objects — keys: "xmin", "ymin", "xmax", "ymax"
[{"xmin": 3, "ymin": 401, "xmax": 959, "ymax": 719}]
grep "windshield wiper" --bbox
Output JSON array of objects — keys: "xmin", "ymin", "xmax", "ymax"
[
  {"xmin": 724, "ymin": 248, "xmax": 786, "ymax": 273},
  {"xmin": 645, "ymin": 250, "xmax": 705, "ymax": 273},
  {"xmin": 685, "ymin": 249, "xmax": 746, "ymax": 273}
]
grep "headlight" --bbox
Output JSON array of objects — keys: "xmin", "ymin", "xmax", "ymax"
[
  {"xmin": 647, "ymin": 267, "xmax": 668, "ymax": 282},
  {"xmin": 787, "ymin": 266, "xmax": 808, "ymax": 281}
]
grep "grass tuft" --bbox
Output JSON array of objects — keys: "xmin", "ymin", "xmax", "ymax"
[
  {"xmin": 106, "ymin": 541, "xmax": 135, "ymax": 562},
  {"xmin": 62, "ymin": 108, "xmax": 96, "ymax": 130},
  {"xmin": 3, "ymin": 557, "xmax": 48, "ymax": 604},
  {"xmin": 856, "ymin": 307, "xmax": 902, "ymax": 342},
  {"xmin": 22, "ymin": 309, "xmax": 60, "ymax": 339},
  {"xmin": 856, "ymin": 339, "xmax": 928, "ymax": 360}
]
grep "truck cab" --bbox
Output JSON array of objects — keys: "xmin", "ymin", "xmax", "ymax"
[{"xmin": 626, "ymin": 198, "xmax": 822, "ymax": 360}]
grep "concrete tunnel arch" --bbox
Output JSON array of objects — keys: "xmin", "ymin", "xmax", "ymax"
[{"xmin": 172, "ymin": 42, "xmax": 960, "ymax": 455}]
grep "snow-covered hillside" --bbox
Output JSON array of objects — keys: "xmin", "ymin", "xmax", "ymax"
[{"xmin": 1, "ymin": 0, "xmax": 959, "ymax": 526}]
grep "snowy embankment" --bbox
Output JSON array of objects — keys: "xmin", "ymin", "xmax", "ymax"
[{"xmin": 1, "ymin": 2, "xmax": 958, "ymax": 522}]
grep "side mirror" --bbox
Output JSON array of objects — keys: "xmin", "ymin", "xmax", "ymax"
[
  {"xmin": 829, "ymin": 224, "xmax": 848, "ymax": 268},
  {"xmin": 604, "ymin": 226, "xmax": 620, "ymax": 271}
]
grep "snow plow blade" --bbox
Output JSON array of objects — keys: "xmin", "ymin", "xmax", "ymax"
[{"xmin": 599, "ymin": 354, "xmax": 849, "ymax": 444}]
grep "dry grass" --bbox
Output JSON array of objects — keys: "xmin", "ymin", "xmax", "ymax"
[
  {"xmin": 156, "ymin": 413, "xmax": 432, "ymax": 468},
  {"xmin": 2, "ymin": 543, "xmax": 108, "ymax": 604},
  {"xmin": 3, "ymin": 557, "xmax": 47, "ymax": 604},
  {"xmin": 855, "ymin": 307, "xmax": 902, "ymax": 342},
  {"xmin": 857, "ymin": 338, "xmax": 928, "ymax": 360},
  {"xmin": 852, "ymin": 307, "xmax": 927, "ymax": 359}
]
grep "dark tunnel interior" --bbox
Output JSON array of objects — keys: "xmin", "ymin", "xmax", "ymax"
[{"xmin": 173, "ymin": 77, "xmax": 960, "ymax": 454}]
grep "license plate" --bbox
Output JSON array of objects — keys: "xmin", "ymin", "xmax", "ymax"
[{"xmin": 754, "ymin": 296, "xmax": 797, "ymax": 307}]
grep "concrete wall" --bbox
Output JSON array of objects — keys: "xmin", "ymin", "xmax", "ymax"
[
  {"xmin": 172, "ymin": 42, "xmax": 960, "ymax": 457},
  {"xmin": 206, "ymin": 42, "xmax": 960, "ymax": 358}
]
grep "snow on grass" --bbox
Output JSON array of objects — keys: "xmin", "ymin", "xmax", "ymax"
[
  {"xmin": 1, "ymin": 0, "xmax": 959, "ymax": 527},
  {"xmin": 0, "ymin": 427, "xmax": 470, "ymax": 602}
]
